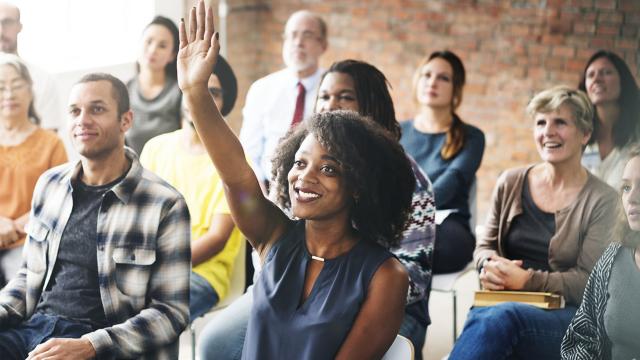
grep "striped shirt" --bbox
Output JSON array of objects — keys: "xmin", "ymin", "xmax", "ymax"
[{"xmin": 0, "ymin": 148, "xmax": 191, "ymax": 359}]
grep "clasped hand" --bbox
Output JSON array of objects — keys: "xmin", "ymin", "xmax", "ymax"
[
  {"xmin": 0, "ymin": 216, "xmax": 22, "ymax": 248},
  {"xmin": 479, "ymin": 255, "xmax": 531, "ymax": 291}
]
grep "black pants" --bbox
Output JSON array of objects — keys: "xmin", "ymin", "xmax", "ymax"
[{"xmin": 433, "ymin": 215, "xmax": 475, "ymax": 274}]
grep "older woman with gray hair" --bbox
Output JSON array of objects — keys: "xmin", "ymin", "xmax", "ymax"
[
  {"xmin": 448, "ymin": 86, "xmax": 619, "ymax": 360},
  {"xmin": 0, "ymin": 54, "xmax": 67, "ymax": 285}
]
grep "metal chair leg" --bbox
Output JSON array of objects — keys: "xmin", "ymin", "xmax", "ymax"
[
  {"xmin": 190, "ymin": 322, "xmax": 196, "ymax": 360},
  {"xmin": 452, "ymin": 289, "xmax": 458, "ymax": 343}
]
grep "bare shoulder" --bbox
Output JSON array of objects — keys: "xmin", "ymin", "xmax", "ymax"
[{"xmin": 372, "ymin": 257, "xmax": 409, "ymax": 288}]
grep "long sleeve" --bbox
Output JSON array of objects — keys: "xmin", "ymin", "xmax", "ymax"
[
  {"xmin": 561, "ymin": 243, "xmax": 618, "ymax": 360},
  {"xmin": 239, "ymin": 81, "xmax": 267, "ymax": 182},
  {"xmin": 82, "ymin": 198, "xmax": 191, "ymax": 358},
  {"xmin": 393, "ymin": 159, "xmax": 436, "ymax": 304},
  {"xmin": 432, "ymin": 125, "xmax": 485, "ymax": 208}
]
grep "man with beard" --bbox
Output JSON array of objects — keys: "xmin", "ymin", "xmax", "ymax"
[
  {"xmin": 239, "ymin": 10, "xmax": 328, "ymax": 186},
  {"xmin": 0, "ymin": 73, "xmax": 190, "ymax": 359}
]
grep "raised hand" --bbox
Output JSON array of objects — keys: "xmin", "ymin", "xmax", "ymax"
[{"xmin": 177, "ymin": 0, "xmax": 220, "ymax": 93}]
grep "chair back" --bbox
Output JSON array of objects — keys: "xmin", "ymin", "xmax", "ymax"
[{"xmin": 382, "ymin": 335, "xmax": 414, "ymax": 360}]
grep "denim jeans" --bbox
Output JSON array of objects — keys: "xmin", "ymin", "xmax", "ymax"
[
  {"xmin": 0, "ymin": 312, "xmax": 94, "ymax": 360},
  {"xmin": 198, "ymin": 287, "xmax": 253, "ymax": 360},
  {"xmin": 449, "ymin": 302, "xmax": 577, "ymax": 360},
  {"xmin": 190, "ymin": 271, "xmax": 220, "ymax": 322},
  {"xmin": 398, "ymin": 312, "xmax": 427, "ymax": 360}
]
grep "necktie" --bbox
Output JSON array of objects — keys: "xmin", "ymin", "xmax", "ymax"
[{"xmin": 291, "ymin": 82, "xmax": 306, "ymax": 128}]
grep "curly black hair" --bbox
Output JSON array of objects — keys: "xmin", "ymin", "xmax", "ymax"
[{"xmin": 270, "ymin": 111, "xmax": 415, "ymax": 248}]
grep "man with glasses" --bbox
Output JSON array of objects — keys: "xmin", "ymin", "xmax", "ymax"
[
  {"xmin": 239, "ymin": 10, "xmax": 328, "ymax": 188},
  {"xmin": 0, "ymin": 2, "xmax": 63, "ymax": 133}
]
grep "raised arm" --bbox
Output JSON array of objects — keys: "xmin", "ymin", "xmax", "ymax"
[{"xmin": 177, "ymin": 0, "xmax": 288, "ymax": 252}]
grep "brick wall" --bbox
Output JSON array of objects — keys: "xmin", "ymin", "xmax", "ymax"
[{"xmin": 186, "ymin": 0, "xmax": 640, "ymax": 217}]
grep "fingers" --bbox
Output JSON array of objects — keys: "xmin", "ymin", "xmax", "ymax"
[
  {"xmin": 204, "ymin": 4, "xmax": 215, "ymax": 41},
  {"xmin": 27, "ymin": 340, "xmax": 53, "ymax": 359},
  {"xmin": 511, "ymin": 259, "xmax": 523, "ymax": 267},
  {"xmin": 188, "ymin": 5, "xmax": 197, "ymax": 43},
  {"xmin": 479, "ymin": 269, "xmax": 505, "ymax": 291},
  {"xmin": 179, "ymin": 18, "xmax": 188, "ymax": 49},
  {"xmin": 195, "ymin": 0, "xmax": 206, "ymax": 40}
]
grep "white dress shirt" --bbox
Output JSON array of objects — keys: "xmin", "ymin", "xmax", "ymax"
[{"xmin": 239, "ymin": 67, "xmax": 323, "ymax": 181}]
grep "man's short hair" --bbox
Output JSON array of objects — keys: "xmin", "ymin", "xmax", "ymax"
[{"xmin": 75, "ymin": 73, "xmax": 130, "ymax": 117}]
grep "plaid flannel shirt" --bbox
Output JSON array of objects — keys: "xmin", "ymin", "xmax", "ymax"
[{"xmin": 0, "ymin": 148, "xmax": 191, "ymax": 359}]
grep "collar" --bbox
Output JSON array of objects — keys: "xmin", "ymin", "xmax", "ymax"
[
  {"xmin": 64, "ymin": 147, "xmax": 142, "ymax": 204},
  {"xmin": 285, "ymin": 67, "xmax": 324, "ymax": 91}
]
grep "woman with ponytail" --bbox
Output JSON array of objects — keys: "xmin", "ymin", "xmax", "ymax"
[{"xmin": 400, "ymin": 51, "xmax": 485, "ymax": 273}]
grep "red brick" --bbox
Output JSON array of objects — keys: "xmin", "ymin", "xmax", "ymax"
[
  {"xmin": 552, "ymin": 45, "xmax": 576, "ymax": 57},
  {"xmin": 616, "ymin": 38, "xmax": 639, "ymax": 49},
  {"xmin": 595, "ymin": 0, "xmax": 617, "ymax": 10},
  {"xmin": 596, "ymin": 24, "xmax": 621, "ymax": 35}
]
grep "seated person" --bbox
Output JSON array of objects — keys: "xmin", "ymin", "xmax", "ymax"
[
  {"xmin": 448, "ymin": 86, "xmax": 618, "ymax": 360},
  {"xmin": 562, "ymin": 146, "xmax": 640, "ymax": 359},
  {"xmin": 579, "ymin": 50, "xmax": 640, "ymax": 190},
  {"xmin": 140, "ymin": 55, "xmax": 242, "ymax": 321},
  {"xmin": 0, "ymin": 54, "xmax": 67, "ymax": 286},
  {"xmin": 400, "ymin": 50, "xmax": 485, "ymax": 274},
  {"xmin": 198, "ymin": 59, "xmax": 436, "ymax": 359},
  {"xmin": 180, "ymin": 4, "xmax": 413, "ymax": 358},
  {"xmin": 0, "ymin": 73, "xmax": 190, "ymax": 359}
]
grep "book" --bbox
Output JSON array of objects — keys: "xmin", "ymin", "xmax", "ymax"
[{"xmin": 473, "ymin": 290, "xmax": 565, "ymax": 309}]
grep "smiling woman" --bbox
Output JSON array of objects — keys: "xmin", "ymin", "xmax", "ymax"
[
  {"xmin": 178, "ymin": 2, "xmax": 415, "ymax": 359},
  {"xmin": 448, "ymin": 86, "xmax": 619, "ymax": 360}
]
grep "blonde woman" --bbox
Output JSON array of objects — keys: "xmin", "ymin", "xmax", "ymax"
[{"xmin": 449, "ymin": 86, "xmax": 618, "ymax": 360}]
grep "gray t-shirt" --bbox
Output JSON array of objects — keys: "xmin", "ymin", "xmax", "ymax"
[
  {"xmin": 604, "ymin": 246, "xmax": 640, "ymax": 359},
  {"xmin": 36, "ymin": 175, "xmax": 124, "ymax": 328},
  {"xmin": 126, "ymin": 76, "xmax": 182, "ymax": 155}
]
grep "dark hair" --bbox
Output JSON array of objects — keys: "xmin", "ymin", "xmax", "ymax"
[
  {"xmin": 579, "ymin": 50, "xmax": 640, "ymax": 147},
  {"xmin": 213, "ymin": 55, "xmax": 238, "ymax": 116},
  {"xmin": 137, "ymin": 16, "xmax": 180, "ymax": 78},
  {"xmin": 76, "ymin": 73, "xmax": 130, "ymax": 117},
  {"xmin": 617, "ymin": 145, "xmax": 640, "ymax": 248},
  {"xmin": 413, "ymin": 50, "xmax": 467, "ymax": 160},
  {"xmin": 271, "ymin": 111, "xmax": 415, "ymax": 248},
  {"xmin": 320, "ymin": 60, "xmax": 401, "ymax": 140}
]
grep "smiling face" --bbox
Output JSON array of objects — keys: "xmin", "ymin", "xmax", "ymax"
[
  {"xmin": 68, "ymin": 80, "xmax": 132, "ymax": 160},
  {"xmin": 584, "ymin": 57, "xmax": 621, "ymax": 106},
  {"xmin": 139, "ymin": 24, "xmax": 175, "ymax": 73},
  {"xmin": 534, "ymin": 103, "xmax": 590, "ymax": 165},
  {"xmin": 315, "ymin": 72, "xmax": 359, "ymax": 113},
  {"xmin": 622, "ymin": 156, "xmax": 640, "ymax": 231},
  {"xmin": 287, "ymin": 134, "xmax": 351, "ymax": 221},
  {"xmin": 0, "ymin": 64, "xmax": 31, "ymax": 119},
  {"xmin": 415, "ymin": 57, "xmax": 454, "ymax": 109}
]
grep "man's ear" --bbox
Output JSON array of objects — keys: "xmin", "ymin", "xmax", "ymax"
[{"xmin": 120, "ymin": 110, "xmax": 133, "ymax": 133}]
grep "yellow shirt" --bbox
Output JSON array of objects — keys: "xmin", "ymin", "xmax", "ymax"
[{"xmin": 140, "ymin": 130, "xmax": 242, "ymax": 300}]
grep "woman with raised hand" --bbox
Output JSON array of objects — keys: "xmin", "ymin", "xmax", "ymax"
[
  {"xmin": 178, "ymin": 2, "xmax": 413, "ymax": 359},
  {"xmin": 126, "ymin": 16, "xmax": 182, "ymax": 155},
  {"xmin": 198, "ymin": 59, "xmax": 436, "ymax": 359},
  {"xmin": 580, "ymin": 50, "xmax": 640, "ymax": 190},
  {"xmin": 562, "ymin": 146, "xmax": 640, "ymax": 359},
  {"xmin": 0, "ymin": 54, "xmax": 67, "ymax": 286},
  {"xmin": 400, "ymin": 51, "xmax": 485, "ymax": 274},
  {"xmin": 448, "ymin": 86, "xmax": 618, "ymax": 360}
]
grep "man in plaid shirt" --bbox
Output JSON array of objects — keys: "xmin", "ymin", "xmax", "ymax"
[{"xmin": 0, "ymin": 73, "xmax": 191, "ymax": 359}]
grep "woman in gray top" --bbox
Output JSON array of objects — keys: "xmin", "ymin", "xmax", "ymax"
[
  {"xmin": 562, "ymin": 146, "xmax": 640, "ymax": 360},
  {"xmin": 126, "ymin": 16, "xmax": 182, "ymax": 155}
]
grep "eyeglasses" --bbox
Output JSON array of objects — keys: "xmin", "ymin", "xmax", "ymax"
[
  {"xmin": 0, "ymin": 81, "xmax": 27, "ymax": 94},
  {"xmin": 209, "ymin": 87, "xmax": 223, "ymax": 98},
  {"xmin": 282, "ymin": 30, "xmax": 322, "ymax": 42},
  {"xmin": 0, "ymin": 18, "xmax": 19, "ymax": 28}
]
